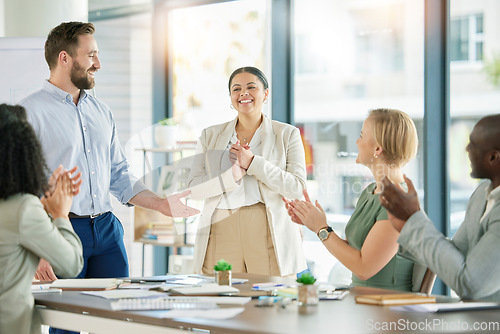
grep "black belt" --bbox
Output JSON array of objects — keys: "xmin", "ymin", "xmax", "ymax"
[{"xmin": 68, "ymin": 212, "xmax": 108, "ymax": 219}]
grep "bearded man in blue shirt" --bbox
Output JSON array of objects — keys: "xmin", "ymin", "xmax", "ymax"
[{"xmin": 21, "ymin": 22, "xmax": 199, "ymax": 334}]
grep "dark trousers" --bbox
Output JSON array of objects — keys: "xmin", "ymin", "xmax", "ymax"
[{"xmin": 49, "ymin": 212, "xmax": 128, "ymax": 334}]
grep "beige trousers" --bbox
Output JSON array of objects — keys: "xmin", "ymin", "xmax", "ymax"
[{"xmin": 202, "ymin": 203, "xmax": 280, "ymax": 276}]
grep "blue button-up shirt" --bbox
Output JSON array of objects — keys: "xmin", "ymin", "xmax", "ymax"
[{"xmin": 21, "ymin": 81, "xmax": 147, "ymax": 215}]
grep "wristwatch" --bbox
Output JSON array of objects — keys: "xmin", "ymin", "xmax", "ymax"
[{"xmin": 317, "ymin": 226, "xmax": 333, "ymax": 241}]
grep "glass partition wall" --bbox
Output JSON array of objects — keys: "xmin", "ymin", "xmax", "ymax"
[
  {"xmin": 449, "ymin": 0, "xmax": 500, "ymax": 237},
  {"xmin": 294, "ymin": 0, "xmax": 425, "ymax": 282}
]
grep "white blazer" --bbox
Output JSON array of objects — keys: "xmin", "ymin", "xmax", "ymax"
[{"xmin": 188, "ymin": 115, "xmax": 308, "ymax": 276}]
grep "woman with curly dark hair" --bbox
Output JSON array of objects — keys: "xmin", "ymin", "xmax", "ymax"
[{"xmin": 0, "ymin": 104, "xmax": 84, "ymax": 334}]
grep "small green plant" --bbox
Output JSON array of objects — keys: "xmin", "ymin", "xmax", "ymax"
[
  {"xmin": 214, "ymin": 259, "xmax": 232, "ymax": 271},
  {"xmin": 158, "ymin": 117, "xmax": 178, "ymax": 126},
  {"xmin": 296, "ymin": 272, "xmax": 317, "ymax": 285}
]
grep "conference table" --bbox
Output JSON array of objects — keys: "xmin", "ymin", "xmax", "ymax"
[{"xmin": 34, "ymin": 273, "xmax": 500, "ymax": 334}]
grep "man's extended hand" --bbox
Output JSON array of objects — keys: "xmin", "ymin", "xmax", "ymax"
[
  {"xmin": 379, "ymin": 175, "xmax": 420, "ymax": 232},
  {"xmin": 34, "ymin": 258, "xmax": 57, "ymax": 281},
  {"xmin": 159, "ymin": 190, "xmax": 200, "ymax": 218}
]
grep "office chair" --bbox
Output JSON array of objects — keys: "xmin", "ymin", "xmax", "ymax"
[
  {"xmin": 412, "ymin": 263, "xmax": 437, "ymax": 294},
  {"xmin": 419, "ymin": 268, "xmax": 437, "ymax": 295}
]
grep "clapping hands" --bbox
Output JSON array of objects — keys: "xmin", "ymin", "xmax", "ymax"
[
  {"xmin": 44, "ymin": 165, "xmax": 82, "ymax": 199},
  {"xmin": 229, "ymin": 140, "xmax": 253, "ymax": 181},
  {"xmin": 42, "ymin": 166, "xmax": 81, "ymax": 219},
  {"xmin": 283, "ymin": 189, "xmax": 327, "ymax": 234}
]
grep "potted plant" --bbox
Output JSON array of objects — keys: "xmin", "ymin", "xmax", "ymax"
[
  {"xmin": 296, "ymin": 272, "xmax": 318, "ymax": 306},
  {"xmin": 154, "ymin": 118, "xmax": 179, "ymax": 148},
  {"xmin": 214, "ymin": 259, "xmax": 232, "ymax": 286}
]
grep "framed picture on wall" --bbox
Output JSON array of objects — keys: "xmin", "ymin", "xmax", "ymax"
[
  {"xmin": 157, "ymin": 165, "xmax": 177, "ymax": 196},
  {"xmin": 157, "ymin": 161, "xmax": 191, "ymax": 197}
]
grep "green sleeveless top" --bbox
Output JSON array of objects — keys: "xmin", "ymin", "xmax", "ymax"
[{"xmin": 345, "ymin": 182, "xmax": 414, "ymax": 291}]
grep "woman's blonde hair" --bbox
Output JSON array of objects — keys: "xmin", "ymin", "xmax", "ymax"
[{"xmin": 369, "ymin": 108, "xmax": 418, "ymax": 166}]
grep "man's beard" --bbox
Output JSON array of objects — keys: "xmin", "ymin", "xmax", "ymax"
[{"xmin": 70, "ymin": 60, "xmax": 95, "ymax": 90}]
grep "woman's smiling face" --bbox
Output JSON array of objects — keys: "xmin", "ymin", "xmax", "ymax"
[{"xmin": 229, "ymin": 72, "xmax": 268, "ymax": 115}]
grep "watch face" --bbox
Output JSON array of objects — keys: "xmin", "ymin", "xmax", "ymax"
[{"xmin": 318, "ymin": 229, "xmax": 328, "ymax": 240}]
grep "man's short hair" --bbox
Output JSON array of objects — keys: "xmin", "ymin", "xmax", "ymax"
[{"xmin": 45, "ymin": 22, "xmax": 95, "ymax": 70}]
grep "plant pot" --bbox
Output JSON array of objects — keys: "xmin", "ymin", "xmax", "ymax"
[
  {"xmin": 154, "ymin": 125, "xmax": 179, "ymax": 148},
  {"xmin": 215, "ymin": 270, "xmax": 232, "ymax": 286},
  {"xmin": 298, "ymin": 284, "xmax": 318, "ymax": 306}
]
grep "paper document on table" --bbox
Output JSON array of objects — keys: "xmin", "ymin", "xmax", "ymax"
[
  {"xmin": 319, "ymin": 290, "xmax": 349, "ymax": 300},
  {"xmin": 164, "ymin": 277, "xmax": 209, "ymax": 285},
  {"xmin": 162, "ymin": 307, "xmax": 245, "ymax": 319},
  {"xmin": 391, "ymin": 302, "xmax": 500, "ymax": 313},
  {"xmin": 81, "ymin": 289, "xmax": 166, "ymax": 299},
  {"xmin": 118, "ymin": 283, "xmax": 164, "ymax": 290}
]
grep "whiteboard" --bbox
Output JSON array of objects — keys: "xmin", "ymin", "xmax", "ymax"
[{"xmin": 0, "ymin": 37, "xmax": 49, "ymax": 105}]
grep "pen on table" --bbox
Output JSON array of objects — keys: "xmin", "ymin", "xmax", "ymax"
[{"xmin": 252, "ymin": 283, "xmax": 284, "ymax": 290}]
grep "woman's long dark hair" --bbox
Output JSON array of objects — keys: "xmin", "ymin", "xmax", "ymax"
[{"xmin": 0, "ymin": 104, "xmax": 49, "ymax": 199}]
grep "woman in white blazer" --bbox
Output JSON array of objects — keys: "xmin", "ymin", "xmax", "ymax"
[{"xmin": 188, "ymin": 67, "xmax": 307, "ymax": 276}]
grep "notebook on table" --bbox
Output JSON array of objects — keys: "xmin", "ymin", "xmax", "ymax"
[
  {"xmin": 355, "ymin": 293, "xmax": 436, "ymax": 306},
  {"xmin": 50, "ymin": 278, "xmax": 124, "ymax": 291}
]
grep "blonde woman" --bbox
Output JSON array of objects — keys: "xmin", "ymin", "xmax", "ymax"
[
  {"xmin": 188, "ymin": 66, "xmax": 307, "ymax": 276},
  {"xmin": 286, "ymin": 109, "xmax": 418, "ymax": 291}
]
